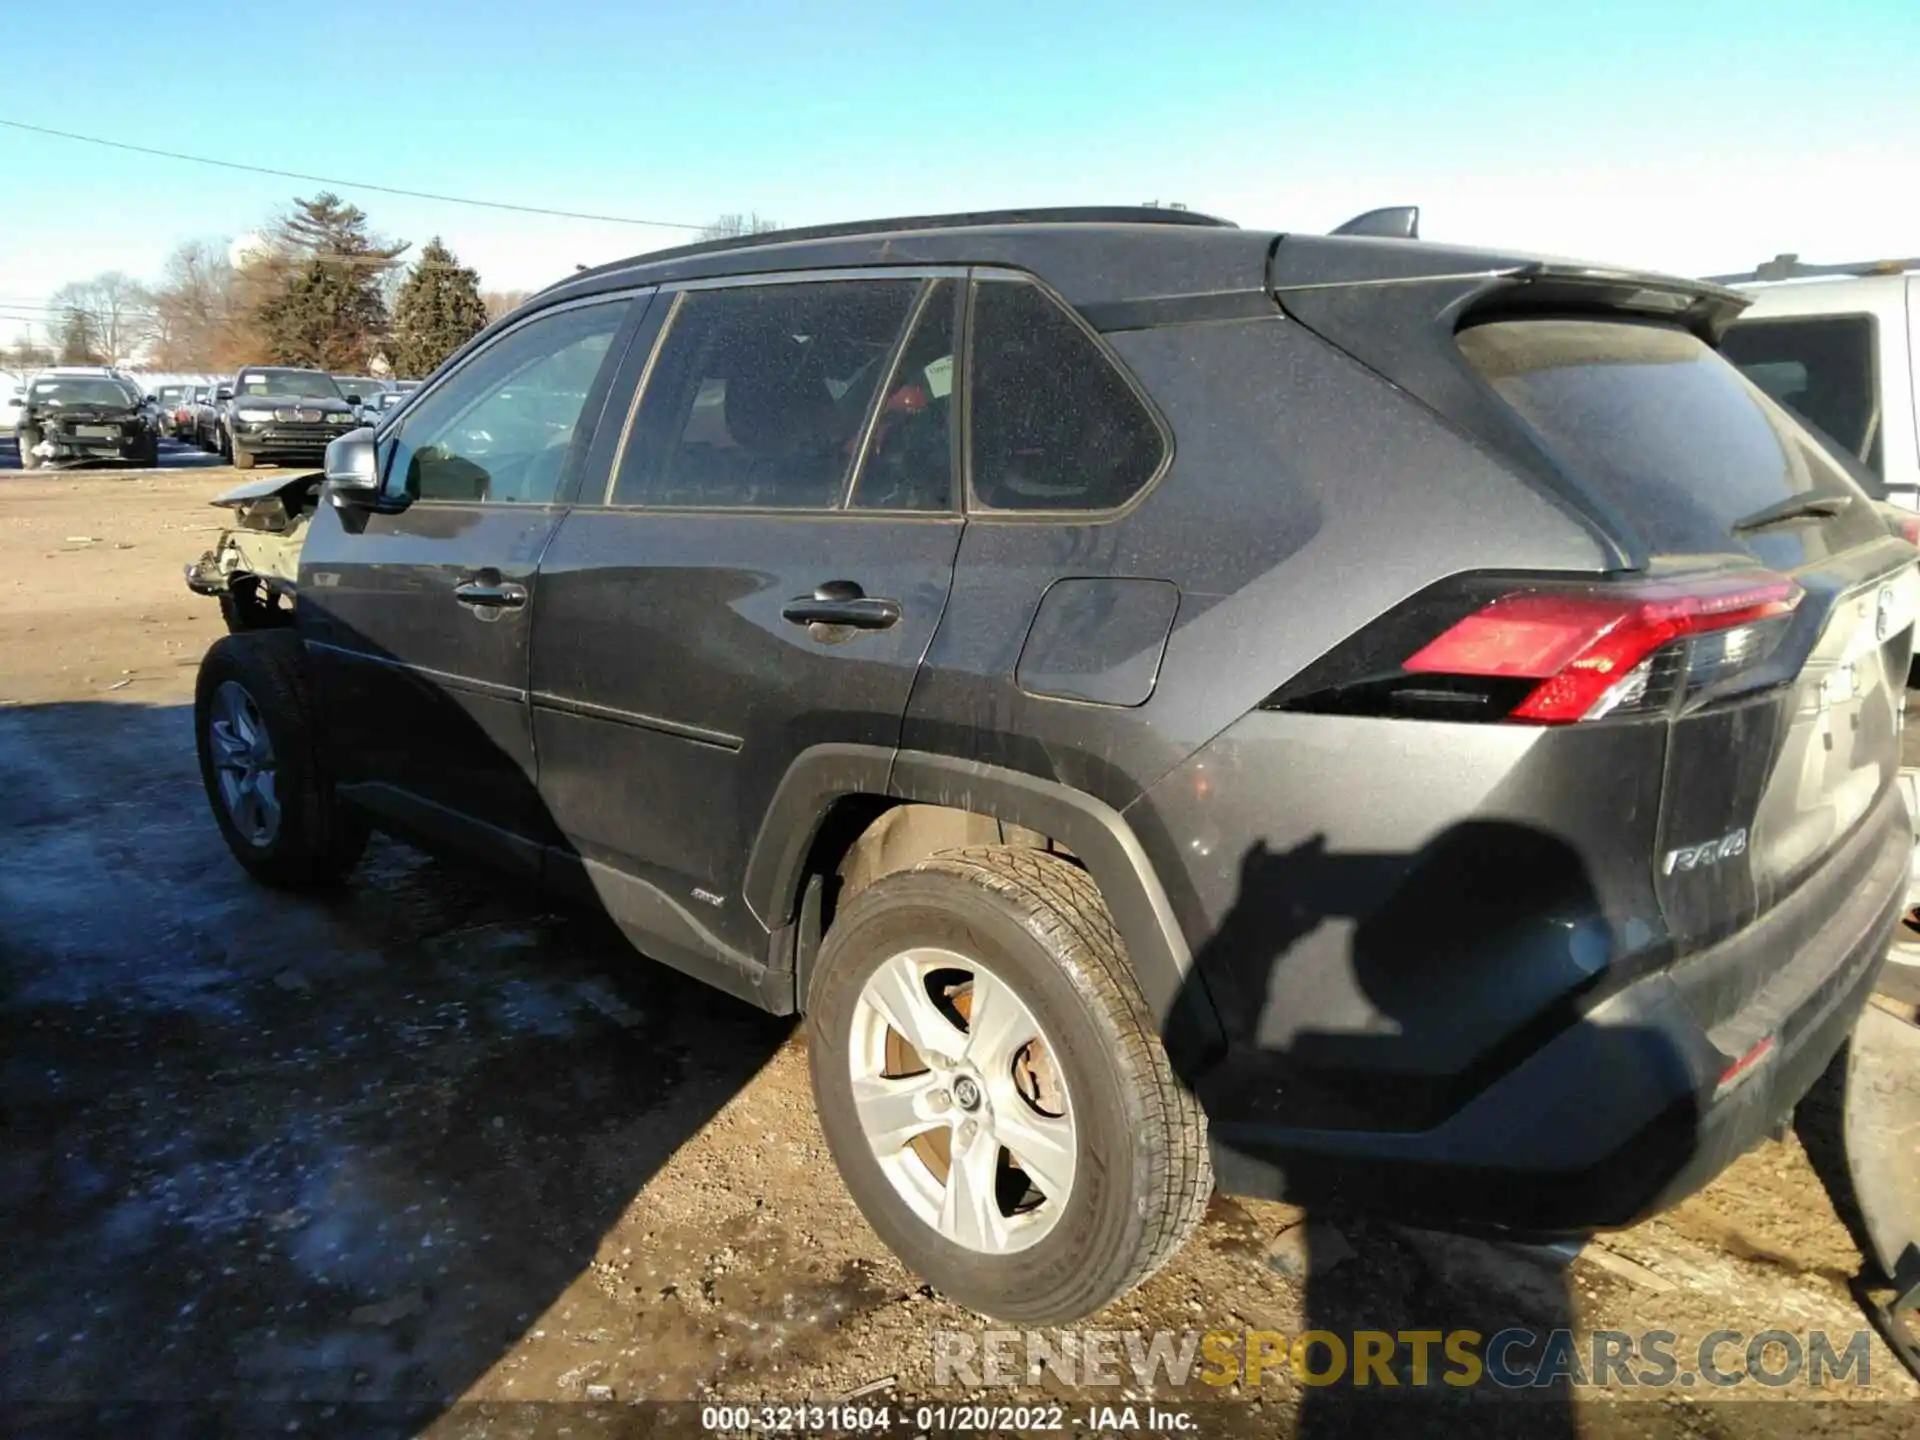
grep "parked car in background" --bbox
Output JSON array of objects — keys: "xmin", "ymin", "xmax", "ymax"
[
  {"xmin": 195, "ymin": 382, "xmax": 231, "ymax": 452},
  {"xmin": 188, "ymin": 206, "xmax": 1916, "ymax": 1324},
  {"xmin": 222, "ymin": 366, "xmax": 364, "ymax": 469},
  {"xmin": 333, "ymin": 375, "xmax": 383, "ymax": 411},
  {"xmin": 358, "ymin": 388, "xmax": 410, "ymax": 424},
  {"xmin": 1712, "ymin": 254, "xmax": 1919, "ymax": 510},
  {"xmin": 154, "ymin": 383, "xmax": 195, "ymax": 439},
  {"xmin": 10, "ymin": 366, "xmax": 160, "ymax": 469}
]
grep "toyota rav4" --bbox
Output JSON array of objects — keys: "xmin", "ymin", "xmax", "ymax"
[{"xmin": 191, "ymin": 206, "xmax": 1916, "ymax": 1323}]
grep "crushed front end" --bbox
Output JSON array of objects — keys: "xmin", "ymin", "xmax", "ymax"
[{"xmin": 185, "ymin": 473, "xmax": 319, "ymax": 630}]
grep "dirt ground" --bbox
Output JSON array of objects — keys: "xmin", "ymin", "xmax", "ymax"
[{"xmin": 3, "ymin": 453, "xmax": 1918, "ymax": 1437}]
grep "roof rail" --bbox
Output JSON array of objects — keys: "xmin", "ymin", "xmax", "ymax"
[
  {"xmin": 1705, "ymin": 253, "xmax": 1920, "ymax": 285},
  {"xmin": 1330, "ymin": 205, "xmax": 1420, "ymax": 240},
  {"xmin": 543, "ymin": 205, "xmax": 1240, "ymax": 294}
]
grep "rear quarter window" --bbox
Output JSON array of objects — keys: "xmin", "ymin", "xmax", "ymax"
[
  {"xmin": 1457, "ymin": 318, "xmax": 1864, "ymax": 552},
  {"xmin": 968, "ymin": 279, "xmax": 1166, "ymax": 512}
]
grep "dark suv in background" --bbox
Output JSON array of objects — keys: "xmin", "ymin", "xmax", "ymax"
[
  {"xmin": 192, "ymin": 207, "xmax": 1916, "ymax": 1323},
  {"xmin": 220, "ymin": 366, "xmax": 366, "ymax": 469}
]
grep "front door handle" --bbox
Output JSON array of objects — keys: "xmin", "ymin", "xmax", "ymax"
[
  {"xmin": 453, "ymin": 578, "xmax": 528, "ymax": 609},
  {"xmin": 782, "ymin": 580, "xmax": 901, "ymax": 632}
]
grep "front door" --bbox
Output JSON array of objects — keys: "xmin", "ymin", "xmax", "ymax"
[
  {"xmin": 301, "ymin": 293, "xmax": 644, "ymax": 870},
  {"xmin": 529, "ymin": 276, "xmax": 964, "ymax": 989}
]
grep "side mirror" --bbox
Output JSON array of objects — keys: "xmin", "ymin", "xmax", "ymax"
[
  {"xmin": 324, "ymin": 428, "xmax": 385, "ymax": 507},
  {"xmin": 5, "ymin": 395, "xmax": 20, "ymax": 407},
  {"xmin": 216, "ymin": 388, "xmax": 233, "ymax": 402},
  {"xmin": 344, "ymin": 393, "xmax": 363, "ymax": 406},
  {"xmin": 145, "ymin": 393, "xmax": 158, "ymax": 403}
]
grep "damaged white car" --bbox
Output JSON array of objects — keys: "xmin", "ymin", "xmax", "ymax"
[{"xmin": 183, "ymin": 472, "xmax": 318, "ymax": 631}]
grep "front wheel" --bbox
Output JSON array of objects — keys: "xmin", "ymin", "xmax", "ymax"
[
  {"xmin": 806, "ymin": 846, "xmax": 1211, "ymax": 1323},
  {"xmin": 230, "ymin": 436, "xmax": 255, "ymax": 470},
  {"xmin": 18, "ymin": 427, "xmax": 42, "ymax": 470},
  {"xmin": 194, "ymin": 630, "xmax": 368, "ymax": 888}
]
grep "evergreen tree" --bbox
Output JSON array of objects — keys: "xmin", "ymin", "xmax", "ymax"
[
  {"xmin": 389, "ymin": 238, "xmax": 489, "ymax": 379},
  {"xmin": 252, "ymin": 193, "xmax": 407, "ymax": 370},
  {"xmin": 57, "ymin": 310, "xmax": 104, "ymax": 364}
]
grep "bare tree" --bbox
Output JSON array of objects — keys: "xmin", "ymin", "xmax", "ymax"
[
  {"xmin": 696, "ymin": 212, "xmax": 780, "ymax": 242},
  {"xmin": 47, "ymin": 272, "xmax": 155, "ymax": 363},
  {"xmin": 481, "ymin": 289, "xmax": 532, "ymax": 323},
  {"xmin": 148, "ymin": 240, "xmax": 248, "ymax": 369}
]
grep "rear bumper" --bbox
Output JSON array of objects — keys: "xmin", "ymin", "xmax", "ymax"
[{"xmin": 1207, "ymin": 781, "xmax": 1909, "ymax": 1234}]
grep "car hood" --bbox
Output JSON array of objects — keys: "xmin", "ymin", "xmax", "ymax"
[
  {"xmin": 212, "ymin": 473, "xmax": 325, "ymax": 508},
  {"xmin": 232, "ymin": 394, "xmax": 356, "ymax": 412},
  {"xmin": 25, "ymin": 403, "xmax": 139, "ymax": 420}
]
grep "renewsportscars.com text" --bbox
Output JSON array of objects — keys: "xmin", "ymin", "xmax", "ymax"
[{"xmin": 932, "ymin": 1326, "xmax": 1875, "ymax": 1391}]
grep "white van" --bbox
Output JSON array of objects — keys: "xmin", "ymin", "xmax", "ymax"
[{"xmin": 1712, "ymin": 255, "xmax": 1919, "ymax": 510}]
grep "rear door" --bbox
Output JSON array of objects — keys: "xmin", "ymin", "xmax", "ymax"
[
  {"xmin": 301, "ymin": 292, "xmax": 644, "ymax": 871},
  {"xmin": 528, "ymin": 274, "xmax": 965, "ymax": 994}
]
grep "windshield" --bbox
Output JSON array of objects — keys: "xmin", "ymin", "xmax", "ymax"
[
  {"xmin": 235, "ymin": 369, "xmax": 343, "ymax": 400},
  {"xmin": 158, "ymin": 386, "xmax": 185, "ymax": 403},
  {"xmin": 28, "ymin": 377, "xmax": 134, "ymax": 407}
]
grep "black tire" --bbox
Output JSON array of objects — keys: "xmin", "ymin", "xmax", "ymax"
[
  {"xmin": 140, "ymin": 432, "xmax": 160, "ymax": 467},
  {"xmin": 219, "ymin": 580, "xmax": 292, "ymax": 633},
  {"xmin": 807, "ymin": 845, "xmax": 1211, "ymax": 1323},
  {"xmin": 194, "ymin": 630, "xmax": 369, "ymax": 889},
  {"xmin": 231, "ymin": 437, "xmax": 255, "ymax": 470},
  {"xmin": 18, "ymin": 428, "xmax": 42, "ymax": 470}
]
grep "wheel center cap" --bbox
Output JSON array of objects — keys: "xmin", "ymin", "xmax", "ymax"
[{"xmin": 951, "ymin": 1075, "xmax": 982, "ymax": 1112}]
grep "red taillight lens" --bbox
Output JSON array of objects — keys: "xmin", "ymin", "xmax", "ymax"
[
  {"xmin": 1898, "ymin": 513, "xmax": 1920, "ymax": 548},
  {"xmin": 1405, "ymin": 574, "xmax": 1801, "ymax": 724}
]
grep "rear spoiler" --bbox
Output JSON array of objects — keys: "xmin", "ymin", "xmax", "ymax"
[{"xmin": 1271, "ymin": 236, "xmax": 1751, "ymax": 344}]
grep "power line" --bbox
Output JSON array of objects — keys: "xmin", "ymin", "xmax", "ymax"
[{"xmin": 0, "ymin": 117, "xmax": 706, "ymax": 231}]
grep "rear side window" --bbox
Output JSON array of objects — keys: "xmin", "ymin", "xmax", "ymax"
[
  {"xmin": 1719, "ymin": 314, "xmax": 1881, "ymax": 480},
  {"xmin": 1458, "ymin": 319, "xmax": 1859, "ymax": 550},
  {"xmin": 968, "ymin": 280, "xmax": 1165, "ymax": 512},
  {"xmin": 612, "ymin": 280, "xmax": 919, "ymax": 509}
]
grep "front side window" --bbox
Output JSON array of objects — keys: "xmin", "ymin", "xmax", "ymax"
[
  {"xmin": 968, "ymin": 279, "xmax": 1166, "ymax": 512},
  {"xmin": 385, "ymin": 299, "xmax": 629, "ymax": 505},
  {"xmin": 610, "ymin": 279, "xmax": 919, "ymax": 509},
  {"xmin": 1719, "ymin": 314, "xmax": 1881, "ymax": 479}
]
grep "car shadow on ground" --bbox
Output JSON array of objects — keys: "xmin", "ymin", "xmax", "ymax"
[
  {"xmin": 0, "ymin": 699, "xmax": 792, "ymax": 1435},
  {"xmin": 1166, "ymin": 823, "xmax": 1729, "ymax": 1435}
]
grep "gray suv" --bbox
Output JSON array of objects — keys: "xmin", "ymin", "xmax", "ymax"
[{"xmin": 191, "ymin": 207, "xmax": 1917, "ymax": 1323}]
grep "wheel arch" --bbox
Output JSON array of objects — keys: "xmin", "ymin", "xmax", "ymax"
[{"xmin": 744, "ymin": 746, "xmax": 1225, "ymax": 1069}]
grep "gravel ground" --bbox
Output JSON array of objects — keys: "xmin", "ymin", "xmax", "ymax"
[{"xmin": 3, "ymin": 461, "xmax": 1917, "ymax": 1437}]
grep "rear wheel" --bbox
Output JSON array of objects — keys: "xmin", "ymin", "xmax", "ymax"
[
  {"xmin": 194, "ymin": 630, "xmax": 368, "ymax": 888},
  {"xmin": 806, "ymin": 846, "xmax": 1211, "ymax": 1323}
]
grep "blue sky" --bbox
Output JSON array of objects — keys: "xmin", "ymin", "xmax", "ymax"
[{"xmin": 2, "ymin": 0, "xmax": 1915, "ymax": 344}]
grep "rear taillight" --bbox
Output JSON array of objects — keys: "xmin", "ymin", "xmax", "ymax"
[
  {"xmin": 1408, "ymin": 576, "xmax": 1801, "ymax": 723},
  {"xmin": 1268, "ymin": 572, "xmax": 1803, "ymax": 725},
  {"xmin": 1897, "ymin": 513, "xmax": 1920, "ymax": 548}
]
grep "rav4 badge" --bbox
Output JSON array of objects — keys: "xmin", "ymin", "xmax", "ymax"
[{"xmin": 1663, "ymin": 828, "xmax": 1749, "ymax": 875}]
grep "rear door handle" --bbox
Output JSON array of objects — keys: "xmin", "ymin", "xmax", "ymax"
[
  {"xmin": 453, "ymin": 579, "xmax": 528, "ymax": 609},
  {"xmin": 782, "ymin": 580, "xmax": 901, "ymax": 632}
]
